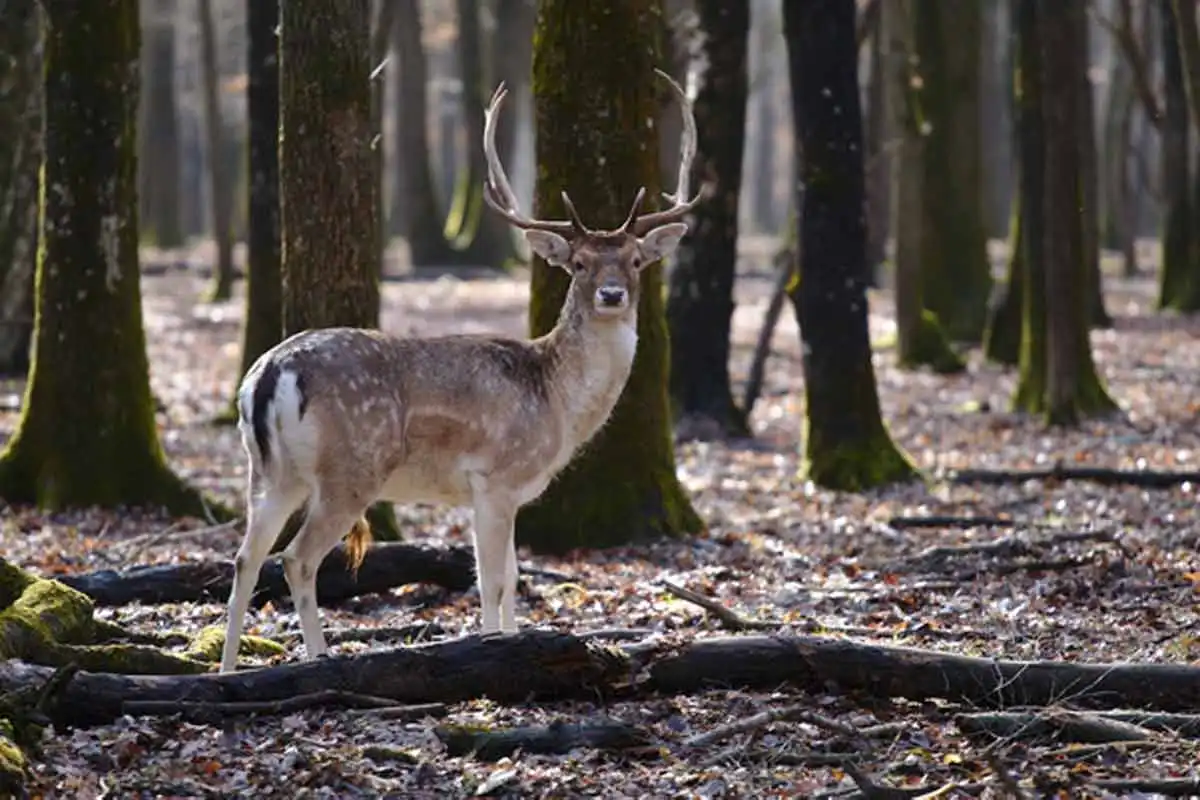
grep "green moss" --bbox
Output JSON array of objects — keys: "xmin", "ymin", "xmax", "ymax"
[
  {"xmin": 516, "ymin": 0, "xmax": 702, "ymax": 554},
  {"xmin": 801, "ymin": 417, "xmax": 920, "ymax": 492},
  {"xmin": 186, "ymin": 624, "xmax": 284, "ymax": 663},
  {"xmin": 0, "ymin": 560, "xmax": 96, "ymax": 661},
  {"xmin": 0, "ymin": 722, "xmax": 28, "ymax": 798},
  {"xmin": 899, "ymin": 310, "xmax": 965, "ymax": 374}
]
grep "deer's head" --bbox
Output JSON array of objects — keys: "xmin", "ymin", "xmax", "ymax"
[{"xmin": 480, "ymin": 69, "xmax": 707, "ymax": 322}]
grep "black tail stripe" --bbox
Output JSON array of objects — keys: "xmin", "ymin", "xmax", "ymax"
[{"xmin": 251, "ymin": 361, "xmax": 282, "ymax": 465}]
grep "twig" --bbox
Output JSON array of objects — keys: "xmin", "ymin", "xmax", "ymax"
[
  {"xmin": 347, "ymin": 702, "xmax": 448, "ymax": 722},
  {"xmin": 659, "ymin": 580, "xmax": 781, "ymax": 632},
  {"xmin": 683, "ymin": 703, "xmax": 899, "ymax": 749},
  {"xmin": 120, "ymin": 519, "xmax": 240, "ymax": 562},
  {"xmin": 886, "ymin": 515, "xmax": 1016, "ymax": 530},
  {"xmin": 943, "ymin": 464, "xmax": 1200, "ymax": 489},
  {"xmin": 121, "ymin": 689, "xmax": 402, "ymax": 722}
]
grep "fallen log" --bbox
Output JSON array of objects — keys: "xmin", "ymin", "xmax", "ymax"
[
  {"xmin": 0, "ymin": 630, "xmax": 628, "ymax": 729},
  {"xmin": 7, "ymin": 629, "xmax": 1200, "ymax": 731},
  {"xmin": 56, "ymin": 541, "xmax": 477, "ymax": 608},
  {"xmin": 643, "ymin": 634, "xmax": 1200, "ymax": 712},
  {"xmin": 435, "ymin": 718, "xmax": 653, "ymax": 761},
  {"xmin": 943, "ymin": 464, "xmax": 1200, "ymax": 489}
]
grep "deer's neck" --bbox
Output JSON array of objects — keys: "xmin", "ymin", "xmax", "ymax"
[{"xmin": 539, "ymin": 292, "xmax": 638, "ymax": 449}]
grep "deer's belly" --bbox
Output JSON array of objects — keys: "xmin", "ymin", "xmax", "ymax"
[{"xmin": 377, "ymin": 460, "xmax": 474, "ymax": 507}]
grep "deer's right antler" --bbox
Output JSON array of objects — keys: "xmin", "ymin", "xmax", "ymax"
[{"xmin": 482, "ymin": 84, "xmax": 584, "ymax": 237}]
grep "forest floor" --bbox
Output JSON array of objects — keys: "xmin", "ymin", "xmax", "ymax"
[{"xmin": 1, "ymin": 238, "xmax": 1199, "ymax": 799}]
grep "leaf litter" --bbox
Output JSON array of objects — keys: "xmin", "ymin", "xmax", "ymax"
[{"xmin": 0, "ymin": 244, "xmax": 1198, "ymax": 798}]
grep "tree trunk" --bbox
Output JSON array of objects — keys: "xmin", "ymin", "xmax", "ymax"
[
  {"xmin": 1158, "ymin": 0, "xmax": 1198, "ymax": 310},
  {"xmin": 863, "ymin": 6, "xmax": 889, "ymax": 274},
  {"xmin": 198, "ymin": 0, "xmax": 235, "ymax": 301},
  {"xmin": 887, "ymin": 0, "xmax": 965, "ymax": 375},
  {"xmin": 1077, "ymin": 11, "xmax": 1112, "ymax": 329},
  {"xmin": 981, "ymin": 0, "xmax": 1014, "ymax": 239},
  {"xmin": 746, "ymin": 0, "xmax": 781, "ymax": 235},
  {"xmin": 279, "ymin": 0, "xmax": 398, "ymax": 541},
  {"xmin": 912, "ymin": 0, "xmax": 992, "ymax": 343},
  {"xmin": 0, "ymin": 0, "xmax": 207, "ymax": 516},
  {"xmin": 390, "ymin": 0, "xmax": 459, "ymax": 267},
  {"xmin": 666, "ymin": 0, "xmax": 751, "ymax": 440},
  {"xmin": 0, "ymin": 2, "xmax": 41, "ymax": 377},
  {"xmin": 516, "ymin": 0, "xmax": 703, "ymax": 553},
  {"xmin": 1037, "ymin": 0, "xmax": 1118, "ymax": 425},
  {"xmin": 983, "ymin": 191, "xmax": 1025, "ymax": 366},
  {"xmin": 137, "ymin": 0, "xmax": 183, "ymax": 249},
  {"xmin": 1172, "ymin": 0, "xmax": 1200, "ymax": 132},
  {"xmin": 782, "ymin": 0, "xmax": 917, "ymax": 491},
  {"xmin": 1101, "ymin": 25, "xmax": 1139, "ymax": 275},
  {"xmin": 442, "ymin": 0, "xmax": 515, "ymax": 269},
  {"xmin": 233, "ymin": 0, "xmax": 283, "ymax": 389}
]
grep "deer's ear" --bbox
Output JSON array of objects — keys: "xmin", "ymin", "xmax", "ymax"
[
  {"xmin": 524, "ymin": 230, "xmax": 573, "ymax": 267},
  {"xmin": 637, "ymin": 223, "xmax": 688, "ymax": 267}
]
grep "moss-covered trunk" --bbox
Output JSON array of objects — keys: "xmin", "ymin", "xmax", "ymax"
[
  {"xmin": 782, "ymin": 0, "xmax": 918, "ymax": 491},
  {"xmin": 1012, "ymin": 0, "xmax": 1049, "ymax": 413},
  {"xmin": 442, "ymin": 0, "xmax": 516, "ymax": 269},
  {"xmin": 390, "ymin": 0, "xmax": 458, "ymax": 266},
  {"xmin": 886, "ymin": 0, "xmax": 964, "ymax": 375},
  {"xmin": 515, "ymin": 0, "xmax": 702, "ymax": 552},
  {"xmin": 0, "ymin": 0, "xmax": 208, "ymax": 516},
  {"xmin": 1158, "ymin": 0, "xmax": 1199, "ymax": 311},
  {"xmin": 278, "ymin": 0, "xmax": 397, "ymax": 541},
  {"xmin": 233, "ymin": 0, "xmax": 283, "ymax": 387},
  {"xmin": 0, "ymin": 2, "xmax": 41, "ymax": 378},
  {"xmin": 911, "ymin": 0, "xmax": 992, "ymax": 343},
  {"xmin": 1038, "ymin": 0, "xmax": 1118, "ymax": 425},
  {"xmin": 137, "ymin": 0, "xmax": 183, "ymax": 249},
  {"xmin": 666, "ymin": 0, "xmax": 751, "ymax": 439}
]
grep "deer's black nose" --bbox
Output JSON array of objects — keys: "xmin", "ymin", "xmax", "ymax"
[{"xmin": 597, "ymin": 287, "xmax": 626, "ymax": 307}]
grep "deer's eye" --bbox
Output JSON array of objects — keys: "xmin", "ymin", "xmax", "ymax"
[
  {"xmin": 572, "ymin": 260, "xmax": 586, "ymax": 273},
  {"xmin": 631, "ymin": 256, "xmax": 642, "ymax": 269}
]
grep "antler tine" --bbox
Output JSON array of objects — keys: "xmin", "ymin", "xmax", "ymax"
[
  {"xmin": 559, "ymin": 191, "xmax": 592, "ymax": 234},
  {"xmin": 618, "ymin": 187, "xmax": 648, "ymax": 233},
  {"xmin": 632, "ymin": 67, "xmax": 712, "ymax": 236},
  {"xmin": 482, "ymin": 81, "xmax": 578, "ymax": 236}
]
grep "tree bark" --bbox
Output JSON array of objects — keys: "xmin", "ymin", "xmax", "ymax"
[
  {"xmin": 234, "ymin": 0, "xmax": 283, "ymax": 388},
  {"xmin": 442, "ymin": 0, "xmax": 516, "ymax": 269},
  {"xmin": 1077, "ymin": 8, "xmax": 1112, "ymax": 329},
  {"xmin": 666, "ymin": 0, "xmax": 751, "ymax": 440},
  {"xmin": 516, "ymin": 0, "xmax": 703, "ymax": 553},
  {"xmin": 198, "ymin": 0, "xmax": 235, "ymax": 302},
  {"xmin": 390, "ymin": 0, "xmax": 459, "ymax": 266},
  {"xmin": 1012, "ymin": 0, "xmax": 1050, "ymax": 414},
  {"xmin": 0, "ymin": 2, "xmax": 41, "ymax": 377},
  {"xmin": 782, "ymin": 0, "xmax": 918, "ymax": 491},
  {"xmin": 981, "ymin": 0, "xmax": 1014, "ymax": 239},
  {"xmin": 0, "ymin": 0, "xmax": 208, "ymax": 516},
  {"xmin": 1172, "ymin": 0, "xmax": 1200, "ymax": 132},
  {"xmin": 911, "ymin": 0, "xmax": 992, "ymax": 343},
  {"xmin": 137, "ymin": 0, "xmax": 183, "ymax": 249},
  {"xmin": 1039, "ymin": 0, "xmax": 1118, "ymax": 425},
  {"xmin": 1158, "ymin": 0, "xmax": 1198, "ymax": 310},
  {"xmin": 863, "ymin": 6, "xmax": 889, "ymax": 273},
  {"xmin": 280, "ymin": 0, "xmax": 381, "ymax": 332},
  {"xmin": 1101, "ymin": 24, "xmax": 1140, "ymax": 275},
  {"xmin": 887, "ymin": 0, "xmax": 964, "ymax": 375}
]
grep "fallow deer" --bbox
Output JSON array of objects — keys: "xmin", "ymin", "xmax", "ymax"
[{"xmin": 219, "ymin": 69, "xmax": 706, "ymax": 673}]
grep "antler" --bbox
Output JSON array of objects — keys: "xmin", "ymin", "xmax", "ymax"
[
  {"xmin": 482, "ymin": 68, "xmax": 709, "ymax": 239},
  {"xmin": 628, "ymin": 68, "xmax": 710, "ymax": 236},
  {"xmin": 482, "ymin": 83, "xmax": 583, "ymax": 236}
]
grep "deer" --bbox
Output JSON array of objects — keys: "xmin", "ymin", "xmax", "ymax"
[{"xmin": 218, "ymin": 69, "xmax": 706, "ymax": 674}]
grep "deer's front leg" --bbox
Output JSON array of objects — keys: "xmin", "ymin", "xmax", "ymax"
[{"xmin": 471, "ymin": 486, "xmax": 517, "ymax": 634}]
